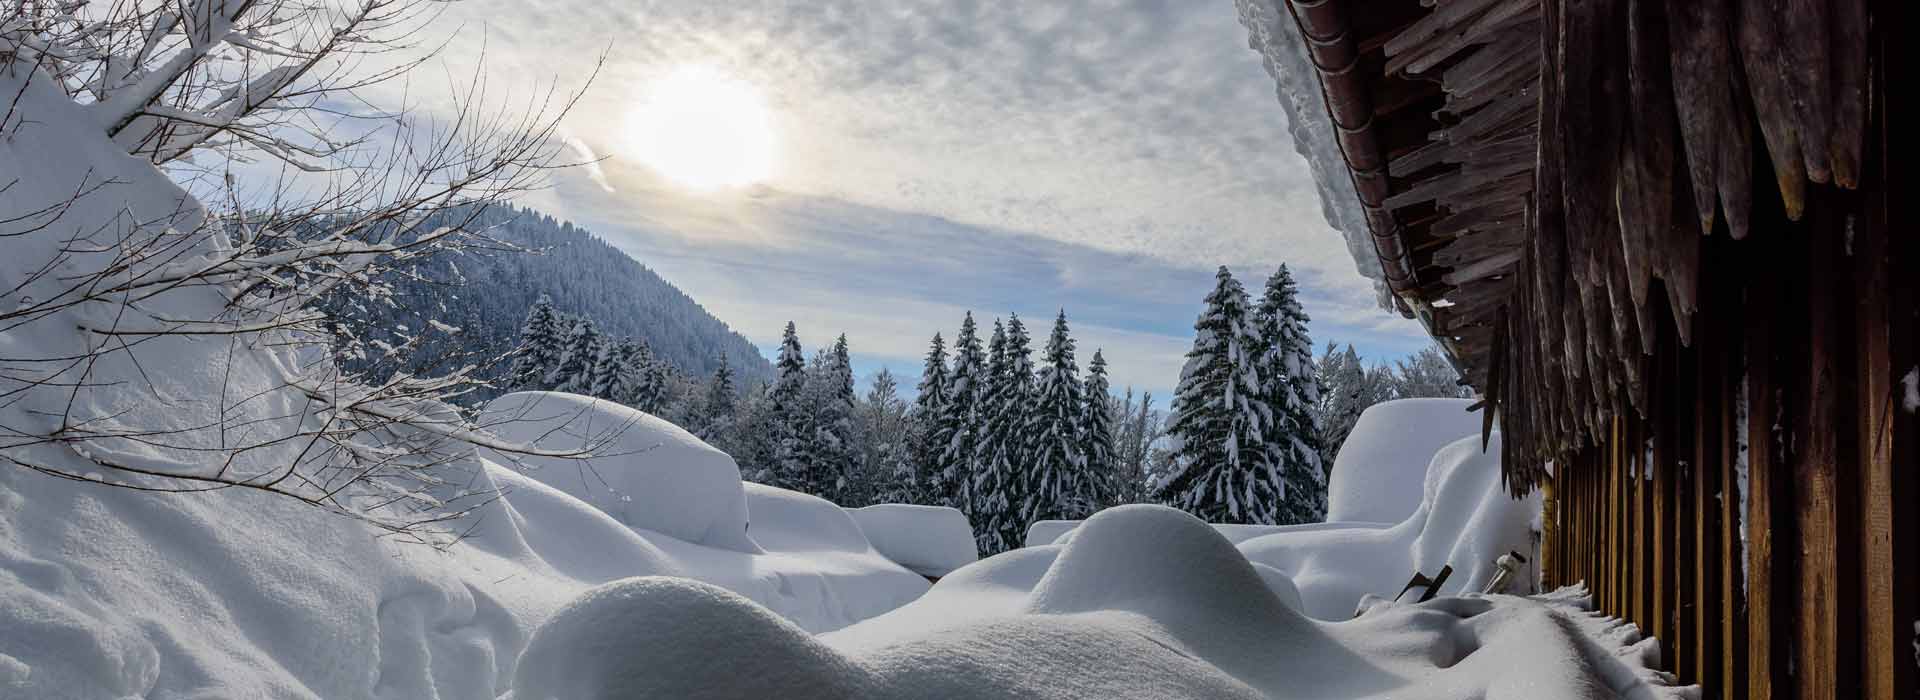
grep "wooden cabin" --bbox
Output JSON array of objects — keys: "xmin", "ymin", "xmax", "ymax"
[{"xmin": 1271, "ymin": 0, "xmax": 1908, "ymax": 696}]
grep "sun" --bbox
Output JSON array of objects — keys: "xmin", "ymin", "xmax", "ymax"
[{"xmin": 627, "ymin": 65, "xmax": 775, "ymax": 191}]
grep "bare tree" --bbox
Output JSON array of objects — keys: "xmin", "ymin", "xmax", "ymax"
[{"xmin": 0, "ymin": 0, "xmax": 622, "ymax": 546}]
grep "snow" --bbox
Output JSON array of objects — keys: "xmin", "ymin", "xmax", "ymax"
[
  {"xmin": 479, "ymin": 391, "xmax": 759, "ymax": 552},
  {"xmin": 1031, "ymin": 399, "xmax": 1527, "ymax": 621},
  {"xmin": 1234, "ymin": 0, "xmax": 1393, "ymax": 309},
  {"xmin": 847, "ymin": 504, "xmax": 979, "ymax": 577},
  {"xmin": 1327, "ymin": 398, "xmax": 1487, "ymax": 523},
  {"xmin": 514, "ymin": 505, "xmax": 1694, "ymax": 699},
  {"xmin": 1026, "ymin": 518, "xmax": 1385, "ymax": 548},
  {"xmin": 1239, "ymin": 430, "xmax": 1540, "ymax": 619}
]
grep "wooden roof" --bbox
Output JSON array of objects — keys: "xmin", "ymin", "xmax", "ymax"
[{"xmin": 1282, "ymin": 0, "xmax": 1871, "ymax": 490}]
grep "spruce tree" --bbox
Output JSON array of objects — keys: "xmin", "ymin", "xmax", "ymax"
[
  {"xmin": 612, "ymin": 338, "xmax": 665, "ymax": 412},
  {"xmin": 586, "ymin": 337, "xmax": 621, "ymax": 400},
  {"xmin": 1158, "ymin": 267, "xmax": 1279, "ymax": 524},
  {"xmin": 509, "ymin": 295, "xmax": 565, "ymax": 390},
  {"xmin": 768, "ymin": 322, "xmax": 813, "ymax": 491},
  {"xmin": 1080, "ymin": 349, "xmax": 1116, "ymax": 511},
  {"xmin": 550, "ymin": 317, "xmax": 604, "ymax": 395},
  {"xmin": 1023, "ymin": 311, "xmax": 1087, "ymax": 524},
  {"xmin": 974, "ymin": 314, "xmax": 1035, "ymax": 553},
  {"xmin": 808, "ymin": 334, "xmax": 857, "ymax": 497},
  {"xmin": 910, "ymin": 333, "xmax": 950, "ymax": 503},
  {"xmin": 1255, "ymin": 265, "xmax": 1326, "ymax": 524},
  {"xmin": 1313, "ymin": 343, "xmax": 1371, "ymax": 478},
  {"xmin": 934, "ymin": 314, "xmax": 985, "ymax": 512},
  {"xmin": 699, "ymin": 354, "xmax": 737, "ymax": 441}
]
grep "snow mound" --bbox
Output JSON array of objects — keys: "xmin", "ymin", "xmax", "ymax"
[
  {"xmin": 479, "ymin": 391, "xmax": 758, "ymax": 552},
  {"xmin": 1238, "ymin": 431, "xmax": 1540, "ymax": 619},
  {"xmin": 847, "ymin": 504, "xmax": 979, "ymax": 577},
  {"xmin": 1326, "ymin": 398, "xmax": 1485, "ymax": 523},
  {"xmin": 512, "ymin": 577, "xmax": 875, "ymax": 700},
  {"xmin": 528, "ymin": 506, "xmax": 1693, "ymax": 699},
  {"xmin": 1026, "ymin": 518, "xmax": 1386, "ymax": 548}
]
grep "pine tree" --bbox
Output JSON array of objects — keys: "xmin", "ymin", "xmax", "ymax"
[
  {"xmin": 508, "ymin": 295, "xmax": 566, "ymax": 390},
  {"xmin": 611, "ymin": 338, "xmax": 662, "ymax": 412},
  {"xmin": 909, "ymin": 333, "xmax": 950, "ymax": 503},
  {"xmin": 1254, "ymin": 264, "xmax": 1326, "ymax": 524},
  {"xmin": 1313, "ymin": 342, "xmax": 1370, "ymax": 476},
  {"xmin": 974, "ymin": 314, "xmax": 1035, "ymax": 553},
  {"xmin": 1024, "ymin": 311, "xmax": 1087, "ymax": 524},
  {"xmin": 1157, "ymin": 267, "xmax": 1279, "ymax": 524},
  {"xmin": 767, "ymin": 322, "xmax": 813, "ymax": 490},
  {"xmin": 808, "ymin": 334, "xmax": 857, "ymax": 497},
  {"xmin": 550, "ymin": 317, "xmax": 604, "ymax": 395},
  {"xmin": 699, "ymin": 354, "xmax": 737, "ymax": 441},
  {"xmin": 1080, "ymin": 349, "xmax": 1116, "ymax": 511},
  {"xmin": 586, "ymin": 337, "xmax": 621, "ymax": 400},
  {"xmin": 934, "ymin": 315, "xmax": 986, "ymax": 512},
  {"xmin": 861, "ymin": 368, "xmax": 912, "ymax": 506}
]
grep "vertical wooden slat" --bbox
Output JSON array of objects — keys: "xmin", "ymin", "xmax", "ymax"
[
  {"xmin": 1857, "ymin": 17, "xmax": 1911, "ymax": 698},
  {"xmin": 1720, "ymin": 277, "xmax": 1748, "ymax": 700},
  {"xmin": 1651, "ymin": 366, "xmax": 1673, "ymax": 666},
  {"xmin": 1689, "ymin": 323, "xmax": 1719, "ymax": 694},
  {"xmin": 1745, "ymin": 249, "xmax": 1782, "ymax": 699},
  {"xmin": 1797, "ymin": 189, "xmax": 1857, "ymax": 700},
  {"xmin": 1643, "ymin": 412, "xmax": 1659, "ymax": 643}
]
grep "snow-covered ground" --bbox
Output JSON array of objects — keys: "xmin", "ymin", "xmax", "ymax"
[
  {"xmin": 0, "ymin": 393, "xmax": 932, "ymax": 697},
  {"xmin": 513, "ymin": 505, "xmax": 1696, "ymax": 699},
  {"xmin": 1027, "ymin": 399, "xmax": 1538, "ymax": 620}
]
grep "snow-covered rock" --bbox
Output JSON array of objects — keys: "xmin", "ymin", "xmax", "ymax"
[
  {"xmin": 517, "ymin": 505, "xmax": 1693, "ymax": 699},
  {"xmin": 1325, "ymin": 398, "xmax": 1486, "ymax": 524},
  {"xmin": 847, "ymin": 504, "xmax": 979, "ymax": 577},
  {"xmin": 479, "ymin": 391, "xmax": 759, "ymax": 553}
]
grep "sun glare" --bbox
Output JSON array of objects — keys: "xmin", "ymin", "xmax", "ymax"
[{"xmin": 628, "ymin": 65, "xmax": 775, "ymax": 191}]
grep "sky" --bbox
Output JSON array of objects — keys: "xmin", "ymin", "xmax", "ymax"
[{"xmin": 407, "ymin": 0, "xmax": 1432, "ymax": 395}]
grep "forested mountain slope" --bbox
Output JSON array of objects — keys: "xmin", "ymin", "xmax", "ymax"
[{"xmin": 326, "ymin": 205, "xmax": 772, "ymax": 399}]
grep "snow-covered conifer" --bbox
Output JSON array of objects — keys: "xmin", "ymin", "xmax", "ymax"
[
  {"xmin": 549, "ymin": 317, "xmax": 604, "ymax": 395},
  {"xmin": 509, "ymin": 295, "xmax": 566, "ymax": 390},
  {"xmin": 909, "ymin": 333, "xmax": 950, "ymax": 503},
  {"xmin": 1158, "ymin": 267, "xmax": 1279, "ymax": 524},
  {"xmin": 1080, "ymin": 349, "xmax": 1116, "ymax": 511},
  {"xmin": 934, "ymin": 315, "xmax": 986, "ymax": 511},
  {"xmin": 974, "ymin": 314, "xmax": 1035, "ymax": 553},
  {"xmin": 1023, "ymin": 311, "xmax": 1087, "ymax": 523},
  {"xmin": 768, "ymin": 322, "xmax": 814, "ymax": 491},
  {"xmin": 685, "ymin": 355, "xmax": 735, "ymax": 442},
  {"xmin": 1254, "ymin": 265, "xmax": 1326, "ymax": 523}
]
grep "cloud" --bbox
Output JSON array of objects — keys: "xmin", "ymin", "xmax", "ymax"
[{"xmin": 368, "ymin": 1, "xmax": 1439, "ymax": 393}]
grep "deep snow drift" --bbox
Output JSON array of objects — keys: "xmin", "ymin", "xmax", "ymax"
[
  {"xmin": 847, "ymin": 504, "xmax": 980, "ymax": 577},
  {"xmin": 1027, "ymin": 399, "xmax": 1536, "ymax": 621},
  {"xmin": 0, "ymin": 402, "xmax": 931, "ymax": 698},
  {"xmin": 514, "ymin": 506, "xmax": 1695, "ymax": 700},
  {"xmin": 1324, "ymin": 398, "xmax": 1486, "ymax": 524}
]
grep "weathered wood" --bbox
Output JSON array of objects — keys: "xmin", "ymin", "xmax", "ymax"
[
  {"xmin": 1744, "ymin": 248, "xmax": 1780, "ymax": 699},
  {"xmin": 1794, "ymin": 191, "xmax": 1855, "ymax": 699},
  {"xmin": 1665, "ymin": 0, "xmax": 1752, "ymax": 238},
  {"xmin": 1734, "ymin": 0, "xmax": 1807, "ymax": 220}
]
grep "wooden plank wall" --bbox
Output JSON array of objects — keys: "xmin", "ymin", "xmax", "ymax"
[{"xmin": 1536, "ymin": 53, "xmax": 1909, "ymax": 694}]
